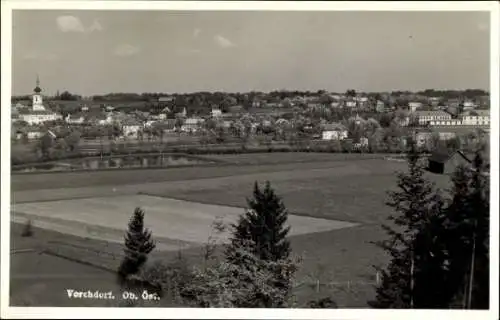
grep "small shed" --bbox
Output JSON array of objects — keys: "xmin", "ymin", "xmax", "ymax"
[{"xmin": 427, "ymin": 150, "xmax": 472, "ymax": 175}]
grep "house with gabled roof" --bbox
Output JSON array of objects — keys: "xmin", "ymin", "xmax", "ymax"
[{"xmin": 427, "ymin": 149, "xmax": 472, "ymax": 175}]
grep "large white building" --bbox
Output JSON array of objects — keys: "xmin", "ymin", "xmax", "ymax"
[
  {"xmin": 459, "ymin": 110, "xmax": 490, "ymax": 126},
  {"xmin": 413, "ymin": 110, "xmax": 452, "ymax": 126},
  {"xmin": 407, "ymin": 108, "xmax": 490, "ymax": 128},
  {"xmin": 17, "ymin": 76, "xmax": 62, "ymax": 125}
]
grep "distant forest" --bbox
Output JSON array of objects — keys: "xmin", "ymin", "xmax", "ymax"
[{"xmin": 12, "ymin": 89, "xmax": 489, "ymax": 104}]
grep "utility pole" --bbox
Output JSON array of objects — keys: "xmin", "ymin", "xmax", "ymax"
[
  {"xmin": 410, "ymin": 248, "xmax": 415, "ymax": 308},
  {"xmin": 467, "ymin": 221, "xmax": 477, "ymax": 309}
]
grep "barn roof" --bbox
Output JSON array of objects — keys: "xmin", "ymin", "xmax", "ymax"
[{"xmin": 428, "ymin": 149, "xmax": 472, "ymax": 164}]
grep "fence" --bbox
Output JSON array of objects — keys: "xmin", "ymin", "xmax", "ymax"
[{"xmin": 293, "ymin": 271, "xmax": 382, "ymax": 293}]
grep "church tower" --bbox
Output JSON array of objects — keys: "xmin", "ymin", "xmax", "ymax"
[{"xmin": 32, "ymin": 75, "xmax": 45, "ymax": 111}]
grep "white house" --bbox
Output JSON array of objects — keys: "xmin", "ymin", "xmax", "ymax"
[
  {"xmin": 65, "ymin": 113, "xmax": 85, "ymax": 124},
  {"xmin": 322, "ymin": 123, "xmax": 348, "ymax": 140},
  {"xmin": 408, "ymin": 102, "xmax": 423, "ymax": 112},
  {"xmin": 122, "ymin": 119, "xmax": 143, "ymax": 138},
  {"xmin": 181, "ymin": 117, "xmax": 204, "ymax": 132},
  {"xmin": 463, "ymin": 100, "xmax": 476, "ymax": 109},
  {"xmin": 353, "ymin": 137, "xmax": 369, "ymax": 150},
  {"xmin": 345, "ymin": 101, "xmax": 357, "ymax": 108},
  {"xmin": 211, "ymin": 107, "xmax": 223, "ymax": 118}
]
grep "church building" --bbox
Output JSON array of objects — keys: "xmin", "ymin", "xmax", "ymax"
[{"xmin": 18, "ymin": 76, "xmax": 62, "ymax": 125}]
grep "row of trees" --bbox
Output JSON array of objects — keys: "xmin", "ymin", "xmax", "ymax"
[
  {"xmin": 371, "ymin": 141, "xmax": 489, "ymax": 308},
  {"xmin": 116, "ymin": 141, "xmax": 489, "ymax": 308}
]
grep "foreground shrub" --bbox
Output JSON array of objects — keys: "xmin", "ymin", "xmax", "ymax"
[
  {"xmin": 21, "ymin": 219, "xmax": 34, "ymax": 237},
  {"xmin": 306, "ymin": 297, "xmax": 338, "ymax": 308},
  {"xmin": 136, "ymin": 255, "xmax": 192, "ymax": 304},
  {"xmin": 181, "ymin": 242, "xmax": 301, "ymax": 308}
]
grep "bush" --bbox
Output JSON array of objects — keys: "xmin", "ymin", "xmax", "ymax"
[
  {"xmin": 181, "ymin": 243, "xmax": 301, "ymax": 308},
  {"xmin": 21, "ymin": 219, "xmax": 34, "ymax": 237},
  {"xmin": 136, "ymin": 256, "xmax": 192, "ymax": 303},
  {"xmin": 306, "ymin": 297, "xmax": 338, "ymax": 308}
]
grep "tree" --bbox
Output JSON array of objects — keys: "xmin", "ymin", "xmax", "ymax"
[
  {"xmin": 174, "ymin": 115, "xmax": 185, "ymax": 131},
  {"xmin": 118, "ymin": 207, "xmax": 156, "ymax": 283},
  {"xmin": 226, "ymin": 181, "xmax": 291, "ymax": 263},
  {"xmin": 379, "ymin": 113, "xmax": 394, "ymax": 128},
  {"xmin": 39, "ymin": 133, "xmax": 54, "ymax": 159},
  {"xmin": 65, "ymin": 130, "xmax": 81, "ymax": 152},
  {"xmin": 345, "ymin": 89, "xmax": 357, "ymax": 98},
  {"xmin": 370, "ymin": 140, "xmax": 450, "ymax": 308},
  {"xmin": 442, "ymin": 151, "xmax": 490, "ymax": 309},
  {"xmin": 182, "ymin": 239, "xmax": 300, "ymax": 308}
]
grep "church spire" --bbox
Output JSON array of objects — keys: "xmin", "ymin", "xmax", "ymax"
[{"xmin": 34, "ymin": 74, "xmax": 42, "ymax": 93}]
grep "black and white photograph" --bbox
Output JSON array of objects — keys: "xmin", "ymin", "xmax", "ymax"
[{"xmin": 1, "ymin": 1, "xmax": 499, "ymax": 319}]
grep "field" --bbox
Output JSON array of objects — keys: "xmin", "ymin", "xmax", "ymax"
[
  {"xmin": 10, "ymin": 152, "xmax": 451, "ymax": 307},
  {"xmin": 12, "ymin": 195, "xmax": 357, "ymax": 249}
]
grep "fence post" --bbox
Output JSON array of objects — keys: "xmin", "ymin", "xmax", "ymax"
[
  {"xmin": 347, "ymin": 280, "xmax": 351, "ymax": 291},
  {"xmin": 316, "ymin": 279, "xmax": 320, "ymax": 293},
  {"xmin": 376, "ymin": 271, "xmax": 381, "ymax": 286}
]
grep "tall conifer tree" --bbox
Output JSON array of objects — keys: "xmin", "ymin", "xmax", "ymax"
[
  {"xmin": 370, "ymin": 140, "xmax": 449, "ymax": 308},
  {"xmin": 118, "ymin": 207, "xmax": 156, "ymax": 282},
  {"xmin": 443, "ymin": 151, "xmax": 489, "ymax": 309},
  {"xmin": 226, "ymin": 181, "xmax": 291, "ymax": 263}
]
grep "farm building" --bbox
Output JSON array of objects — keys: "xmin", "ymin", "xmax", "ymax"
[{"xmin": 427, "ymin": 150, "xmax": 472, "ymax": 175}]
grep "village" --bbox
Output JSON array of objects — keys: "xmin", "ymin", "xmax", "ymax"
[{"xmin": 11, "ymin": 80, "xmax": 490, "ymax": 162}]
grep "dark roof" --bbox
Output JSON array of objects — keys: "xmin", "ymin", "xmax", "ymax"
[
  {"xmin": 34, "ymin": 86, "xmax": 42, "ymax": 93},
  {"xmin": 428, "ymin": 150, "xmax": 472, "ymax": 164},
  {"xmin": 18, "ymin": 109, "xmax": 55, "ymax": 115}
]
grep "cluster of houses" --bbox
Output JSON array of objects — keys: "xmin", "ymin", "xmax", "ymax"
[{"xmin": 11, "ymin": 79, "xmax": 490, "ymax": 150}]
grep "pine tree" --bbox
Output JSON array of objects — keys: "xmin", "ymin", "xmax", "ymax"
[
  {"xmin": 443, "ymin": 151, "xmax": 490, "ymax": 309},
  {"xmin": 226, "ymin": 181, "xmax": 291, "ymax": 263},
  {"xmin": 370, "ymin": 140, "xmax": 449, "ymax": 308},
  {"xmin": 224, "ymin": 181, "xmax": 294, "ymax": 306},
  {"xmin": 118, "ymin": 207, "xmax": 156, "ymax": 282}
]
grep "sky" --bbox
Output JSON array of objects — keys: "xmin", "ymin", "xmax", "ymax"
[{"xmin": 11, "ymin": 10, "xmax": 491, "ymax": 96}]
